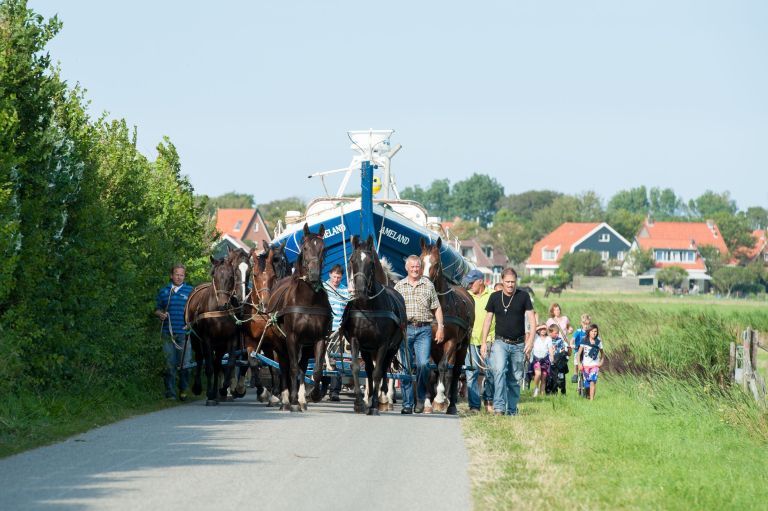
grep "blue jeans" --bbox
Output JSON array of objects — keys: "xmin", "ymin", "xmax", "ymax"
[
  {"xmin": 490, "ymin": 340, "xmax": 525, "ymax": 415},
  {"xmin": 482, "ymin": 352, "xmax": 494, "ymax": 404},
  {"xmin": 163, "ymin": 334, "xmax": 193, "ymax": 397},
  {"xmin": 464, "ymin": 345, "xmax": 482, "ymax": 409},
  {"xmin": 400, "ymin": 325, "xmax": 433, "ymax": 409}
]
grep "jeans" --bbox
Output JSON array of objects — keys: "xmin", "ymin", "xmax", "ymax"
[
  {"xmin": 400, "ymin": 325, "xmax": 433, "ymax": 409},
  {"xmin": 482, "ymin": 353, "xmax": 494, "ymax": 403},
  {"xmin": 163, "ymin": 334, "xmax": 192, "ymax": 397},
  {"xmin": 464, "ymin": 344, "xmax": 482, "ymax": 409},
  {"xmin": 490, "ymin": 340, "xmax": 525, "ymax": 415}
]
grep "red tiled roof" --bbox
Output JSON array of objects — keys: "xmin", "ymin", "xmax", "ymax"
[
  {"xmin": 215, "ymin": 209, "xmax": 256, "ymax": 240},
  {"xmin": 735, "ymin": 229, "xmax": 766, "ymax": 261},
  {"xmin": 527, "ymin": 223, "xmax": 600, "ymax": 267},
  {"xmin": 635, "ymin": 220, "xmax": 728, "ymax": 253},
  {"xmin": 654, "ymin": 260, "xmax": 706, "ymax": 271}
]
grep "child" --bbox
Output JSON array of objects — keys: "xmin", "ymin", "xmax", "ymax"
[
  {"xmin": 576, "ymin": 323, "xmax": 604, "ymax": 400},
  {"xmin": 546, "ymin": 324, "xmax": 569, "ymax": 395},
  {"xmin": 571, "ymin": 313, "xmax": 591, "ymax": 382},
  {"xmin": 530, "ymin": 324, "xmax": 554, "ymax": 397}
]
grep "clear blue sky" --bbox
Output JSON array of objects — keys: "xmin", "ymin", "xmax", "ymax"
[{"xmin": 32, "ymin": 0, "xmax": 768, "ymax": 210}]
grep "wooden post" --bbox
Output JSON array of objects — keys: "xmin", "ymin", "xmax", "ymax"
[
  {"xmin": 729, "ymin": 342, "xmax": 736, "ymax": 382},
  {"xmin": 742, "ymin": 329, "xmax": 752, "ymax": 391},
  {"xmin": 749, "ymin": 329, "xmax": 758, "ymax": 375}
]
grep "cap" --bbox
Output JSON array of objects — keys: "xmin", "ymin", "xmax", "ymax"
[
  {"xmin": 535, "ymin": 323, "xmax": 548, "ymax": 332},
  {"xmin": 461, "ymin": 269, "xmax": 485, "ymax": 287}
]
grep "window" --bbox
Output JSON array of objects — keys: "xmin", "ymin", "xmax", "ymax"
[
  {"xmin": 543, "ymin": 249, "xmax": 558, "ymax": 261},
  {"xmin": 617, "ymin": 251, "xmax": 625, "ymax": 261},
  {"xmin": 252, "ymin": 222, "xmax": 259, "ymax": 232},
  {"xmin": 461, "ymin": 247, "xmax": 474, "ymax": 260},
  {"xmin": 483, "ymin": 246, "xmax": 493, "ymax": 258},
  {"xmin": 233, "ymin": 220, "xmax": 243, "ymax": 232},
  {"xmin": 600, "ymin": 251, "xmax": 610, "ymax": 261},
  {"xmin": 599, "ymin": 233, "xmax": 610, "ymax": 243}
]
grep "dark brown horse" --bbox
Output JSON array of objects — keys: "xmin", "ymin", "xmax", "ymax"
[
  {"xmin": 341, "ymin": 235, "xmax": 406, "ymax": 415},
  {"xmin": 265, "ymin": 224, "xmax": 332, "ymax": 412},
  {"xmin": 185, "ymin": 255, "xmax": 243, "ymax": 405},
  {"xmin": 420, "ymin": 237, "xmax": 475, "ymax": 415}
]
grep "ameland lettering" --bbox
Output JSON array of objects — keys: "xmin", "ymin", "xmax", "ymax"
[
  {"xmin": 323, "ymin": 224, "xmax": 346, "ymax": 239},
  {"xmin": 380, "ymin": 226, "xmax": 409, "ymax": 245}
]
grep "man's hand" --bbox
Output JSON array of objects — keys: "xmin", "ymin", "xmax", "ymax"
[
  {"xmin": 156, "ymin": 310, "xmax": 168, "ymax": 321},
  {"xmin": 524, "ymin": 343, "xmax": 532, "ymax": 358},
  {"xmin": 480, "ymin": 342, "xmax": 488, "ymax": 359},
  {"xmin": 435, "ymin": 325, "xmax": 445, "ymax": 343}
]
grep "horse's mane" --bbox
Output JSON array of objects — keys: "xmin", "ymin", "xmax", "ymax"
[{"xmin": 376, "ymin": 256, "xmax": 399, "ymax": 286}]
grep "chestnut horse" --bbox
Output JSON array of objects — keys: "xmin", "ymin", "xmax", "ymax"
[
  {"xmin": 419, "ymin": 237, "xmax": 475, "ymax": 415},
  {"xmin": 341, "ymin": 235, "xmax": 406, "ymax": 415},
  {"xmin": 265, "ymin": 224, "xmax": 332, "ymax": 412}
]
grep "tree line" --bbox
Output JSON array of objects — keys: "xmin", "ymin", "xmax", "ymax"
[{"xmin": 0, "ymin": 1, "xmax": 213, "ymax": 399}]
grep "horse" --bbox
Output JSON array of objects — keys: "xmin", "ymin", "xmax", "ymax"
[
  {"xmin": 544, "ymin": 284, "xmax": 564, "ymax": 298},
  {"xmin": 341, "ymin": 235, "xmax": 406, "ymax": 415},
  {"xmin": 419, "ymin": 237, "xmax": 475, "ymax": 415},
  {"xmin": 265, "ymin": 223, "xmax": 332, "ymax": 412},
  {"xmin": 185, "ymin": 255, "xmax": 244, "ymax": 405}
]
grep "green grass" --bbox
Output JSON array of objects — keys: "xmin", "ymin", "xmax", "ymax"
[
  {"xmin": 0, "ymin": 383, "xmax": 187, "ymax": 458},
  {"xmin": 463, "ymin": 376, "xmax": 768, "ymax": 510}
]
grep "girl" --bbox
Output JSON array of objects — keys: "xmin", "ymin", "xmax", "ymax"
[
  {"xmin": 530, "ymin": 324, "xmax": 554, "ymax": 397},
  {"xmin": 576, "ymin": 323, "xmax": 604, "ymax": 400},
  {"xmin": 571, "ymin": 313, "xmax": 591, "ymax": 380}
]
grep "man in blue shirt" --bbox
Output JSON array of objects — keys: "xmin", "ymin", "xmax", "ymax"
[
  {"xmin": 155, "ymin": 263, "xmax": 194, "ymax": 400},
  {"xmin": 322, "ymin": 264, "xmax": 349, "ymax": 401}
]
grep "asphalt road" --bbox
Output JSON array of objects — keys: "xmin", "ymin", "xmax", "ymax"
[{"xmin": 0, "ymin": 393, "xmax": 471, "ymax": 511}]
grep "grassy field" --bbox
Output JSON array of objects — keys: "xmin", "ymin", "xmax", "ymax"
[{"xmin": 463, "ymin": 292, "xmax": 768, "ymax": 510}]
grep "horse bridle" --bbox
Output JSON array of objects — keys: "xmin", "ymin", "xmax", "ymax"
[{"xmin": 350, "ymin": 248, "xmax": 386, "ymax": 300}]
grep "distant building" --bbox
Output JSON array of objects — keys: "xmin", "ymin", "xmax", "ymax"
[
  {"xmin": 623, "ymin": 219, "xmax": 728, "ymax": 291},
  {"xmin": 526, "ymin": 222, "xmax": 631, "ymax": 277},
  {"xmin": 458, "ymin": 238, "xmax": 509, "ymax": 284},
  {"xmin": 733, "ymin": 229, "xmax": 767, "ymax": 266},
  {"xmin": 212, "ymin": 208, "xmax": 271, "ymax": 258}
]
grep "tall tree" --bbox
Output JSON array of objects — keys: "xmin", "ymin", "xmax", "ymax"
[
  {"xmin": 745, "ymin": 206, "xmax": 768, "ymax": 231},
  {"xmin": 401, "ymin": 178, "xmax": 451, "ymax": 219},
  {"xmin": 197, "ymin": 191, "xmax": 255, "ymax": 216},
  {"xmin": 607, "ymin": 186, "xmax": 649, "ymax": 215},
  {"xmin": 450, "ymin": 173, "xmax": 504, "ymax": 227},
  {"xmin": 712, "ymin": 211, "xmax": 755, "ymax": 254},
  {"xmin": 258, "ymin": 196, "xmax": 306, "ymax": 233},
  {"xmin": 606, "ymin": 208, "xmax": 645, "ymax": 241},
  {"xmin": 688, "ymin": 190, "xmax": 737, "ymax": 219},
  {"xmin": 497, "ymin": 190, "xmax": 563, "ymax": 223},
  {"xmin": 649, "ymin": 187, "xmax": 684, "ymax": 219}
]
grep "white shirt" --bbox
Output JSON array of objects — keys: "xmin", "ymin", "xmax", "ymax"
[{"xmin": 532, "ymin": 334, "xmax": 552, "ymax": 359}]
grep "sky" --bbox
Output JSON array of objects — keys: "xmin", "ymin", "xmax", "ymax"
[{"xmin": 31, "ymin": 0, "xmax": 768, "ymax": 211}]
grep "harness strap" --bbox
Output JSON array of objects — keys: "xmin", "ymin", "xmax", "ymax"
[
  {"xmin": 442, "ymin": 315, "xmax": 470, "ymax": 331},
  {"xmin": 346, "ymin": 309, "xmax": 401, "ymax": 326},
  {"xmin": 278, "ymin": 305, "xmax": 332, "ymax": 317}
]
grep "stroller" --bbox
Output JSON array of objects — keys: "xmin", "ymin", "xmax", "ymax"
[{"xmin": 545, "ymin": 351, "xmax": 569, "ymax": 395}]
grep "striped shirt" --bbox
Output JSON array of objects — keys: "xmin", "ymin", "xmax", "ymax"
[
  {"xmin": 323, "ymin": 280, "xmax": 349, "ymax": 331},
  {"xmin": 394, "ymin": 276, "xmax": 439, "ymax": 323},
  {"xmin": 156, "ymin": 282, "xmax": 193, "ymax": 335}
]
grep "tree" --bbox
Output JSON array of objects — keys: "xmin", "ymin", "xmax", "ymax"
[
  {"xmin": 712, "ymin": 266, "xmax": 757, "ymax": 297},
  {"xmin": 698, "ymin": 245, "xmax": 727, "ymax": 276},
  {"xmin": 489, "ymin": 210, "xmax": 532, "ymax": 264},
  {"xmin": 198, "ymin": 191, "xmax": 255, "ymax": 216},
  {"xmin": 745, "ymin": 206, "xmax": 768, "ymax": 231},
  {"xmin": 656, "ymin": 266, "xmax": 687, "ymax": 290},
  {"xmin": 450, "ymin": 173, "xmax": 504, "ymax": 226},
  {"xmin": 627, "ymin": 248, "xmax": 655, "ymax": 276},
  {"xmin": 649, "ymin": 187, "xmax": 684, "ymax": 219},
  {"xmin": 712, "ymin": 211, "xmax": 754, "ymax": 254},
  {"xmin": 688, "ymin": 190, "xmax": 737, "ymax": 219},
  {"xmin": 497, "ymin": 190, "xmax": 563, "ymax": 223},
  {"xmin": 607, "ymin": 186, "xmax": 649, "ymax": 215},
  {"xmin": 606, "ymin": 208, "xmax": 645, "ymax": 241},
  {"xmin": 529, "ymin": 192, "xmax": 604, "ymax": 241},
  {"xmin": 559, "ymin": 251, "xmax": 605, "ymax": 277},
  {"xmin": 258, "ymin": 196, "xmax": 306, "ymax": 232},
  {"xmin": 401, "ymin": 178, "xmax": 452, "ymax": 219}
]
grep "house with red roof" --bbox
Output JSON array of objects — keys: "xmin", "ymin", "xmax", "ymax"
[
  {"xmin": 526, "ymin": 222, "xmax": 631, "ymax": 277},
  {"xmin": 213, "ymin": 208, "xmax": 271, "ymax": 256},
  {"xmin": 734, "ymin": 230, "xmax": 767, "ymax": 266},
  {"xmin": 458, "ymin": 238, "xmax": 510, "ymax": 284},
  {"xmin": 622, "ymin": 219, "xmax": 728, "ymax": 291}
]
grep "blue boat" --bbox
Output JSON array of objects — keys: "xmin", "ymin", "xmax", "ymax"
[{"xmin": 271, "ymin": 130, "xmax": 473, "ymax": 285}]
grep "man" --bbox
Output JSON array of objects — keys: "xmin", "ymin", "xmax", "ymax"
[
  {"xmin": 394, "ymin": 255, "xmax": 444, "ymax": 414},
  {"xmin": 479, "ymin": 268, "xmax": 535, "ymax": 416},
  {"xmin": 322, "ymin": 264, "xmax": 349, "ymax": 401},
  {"xmin": 155, "ymin": 263, "xmax": 194, "ymax": 400},
  {"xmin": 462, "ymin": 269, "xmax": 494, "ymax": 413}
]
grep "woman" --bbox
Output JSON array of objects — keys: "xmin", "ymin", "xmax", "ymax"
[{"xmin": 545, "ymin": 302, "xmax": 573, "ymax": 343}]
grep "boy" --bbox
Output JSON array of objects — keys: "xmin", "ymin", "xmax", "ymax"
[
  {"xmin": 571, "ymin": 313, "xmax": 591, "ymax": 382},
  {"xmin": 547, "ymin": 324, "xmax": 569, "ymax": 395}
]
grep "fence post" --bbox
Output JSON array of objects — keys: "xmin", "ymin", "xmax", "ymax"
[
  {"xmin": 729, "ymin": 342, "xmax": 736, "ymax": 382},
  {"xmin": 742, "ymin": 328, "xmax": 752, "ymax": 392}
]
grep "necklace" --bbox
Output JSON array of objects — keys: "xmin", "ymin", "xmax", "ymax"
[{"xmin": 501, "ymin": 291, "xmax": 513, "ymax": 313}]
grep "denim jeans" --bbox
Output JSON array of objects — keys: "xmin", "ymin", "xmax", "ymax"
[
  {"xmin": 464, "ymin": 344, "xmax": 483, "ymax": 409},
  {"xmin": 490, "ymin": 340, "xmax": 525, "ymax": 415},
  {"xmin": 482, "ymin": 352, "xmax": 494, "ymax": 403},
  {"xmin": 400, "ymin": 325, "xmax": 433, "ymax": 409},
  {"xmin": 163, "ymin": 334, "xmax": 192, "ymax": 397}
]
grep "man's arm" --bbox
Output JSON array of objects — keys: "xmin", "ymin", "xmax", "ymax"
[
  {"xmin": 433, "ymin": 305, "xmax": 445, "ymax": 343},
  {"xmin": 479, "ymin": 312, "xmax": 494, "ymax": 358},
  {"xmin": 524, "ymin": 309, "xmax": 536, "ymax": 358}
]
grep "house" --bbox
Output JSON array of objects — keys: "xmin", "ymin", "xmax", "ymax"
[
  {"xmin": 458, "ymin": 239, "xmax": 509, "ymax": 284},
  {"xmin": 526, "ymin": 222, "xmax": 631, "ymax": 277},
  {"xmin": 212, "ymin": 208, "xmax": 272, "ymax": 257},
  {"xmin": 623, "ymin": 219, "xmax": 729, "ymax": 291},
  {"xmin": 735, "ymin": 230, "xmax": 767, "ymax": 266}
]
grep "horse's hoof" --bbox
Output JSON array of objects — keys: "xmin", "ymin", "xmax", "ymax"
[
  {"xmin": 387, "ymin": 403, "xmax": 394, "ymax": 411},
  {"xmin": 225, "ymin": 395, "xmax": 234, "ymax": 402},
  {"xmin": 234, "ymin": 389, "xmax": 246, "ymax": 399},
  {"xmin": 367, "ymin": 408, "xmax": 380, "ymax": 416},
  {"xmin": 280, "ymin": 404, "xmax": 291, "ymax": 411},
  {"xmin": 424, "ymin": 405, "xmax": 433, "ymax": 414},
  {"xmin": 290, "ymin": 404, "xmax": 301, "ymax": 413},
  {"xmin": 354, "ymin": 402, "xmax": 366, "ymax": 414},
  {"xmin": 205, "ymin": 399, "xmax": 219, "ymax": 406},
  {"xmin": 218, "ymin": 388, "xmax": 228, "ymax": 398},
  {"xmin": 301, "ymin": 403, "xmax": 308, "ymax": 411},
  {"xmin": 378, "ymin": 402, "xmax": 389, "ymax": 412},
  {"xmin": 446, "ymin": 405, "xmax": 458, "ymax": 415}
]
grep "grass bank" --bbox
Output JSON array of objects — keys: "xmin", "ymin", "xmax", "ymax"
[{"xmin": 463, "ymin": 375, "xmax": 768, "ymax": 510}]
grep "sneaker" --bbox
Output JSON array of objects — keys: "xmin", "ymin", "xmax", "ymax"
[
  {"xmin": 414, "ymin": 403, "xmax": 424, "ymax": 414},
  {"xmin": 329, "ymin": 394, "xmax": 340, "ymax": 402},
  {"xmin": 400, "ymin": 407, "xmax": 413, "ymax": 415},
  {"xmin": 468, "ymin": 408, "xmax": 480, "ymax": 414}
]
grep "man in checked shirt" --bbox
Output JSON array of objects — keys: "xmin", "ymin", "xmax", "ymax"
[{"xmin": 394, "ymin": 255, "xmax": 444, "ymax": 414}]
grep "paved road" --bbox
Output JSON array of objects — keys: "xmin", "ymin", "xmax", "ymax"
[{"xmin": 0, "ymin": 393, "xmax": 470, "ymax": 511}]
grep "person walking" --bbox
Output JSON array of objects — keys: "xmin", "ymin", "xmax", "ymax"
[
  {"xmin": 154, "ymin": 263, "xmax": 194, "ymax": 400},
  {"xmin": 576, "ymin": 323, "xmax": 604, "ymax": 400},
  {"xmin": 461, "ymin": 269, "xmax": 494, "ymax": 413},
  {"xmin": 323, "ymin": 264, "xmax": 349, "ymax": 401},
  {"xmin": 395, "ymin": 255, "xmax": 444, "ymax": 414},
  {"xmin": 479, "ymin": 268, "xmax": 535, "ymax": 416}
]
